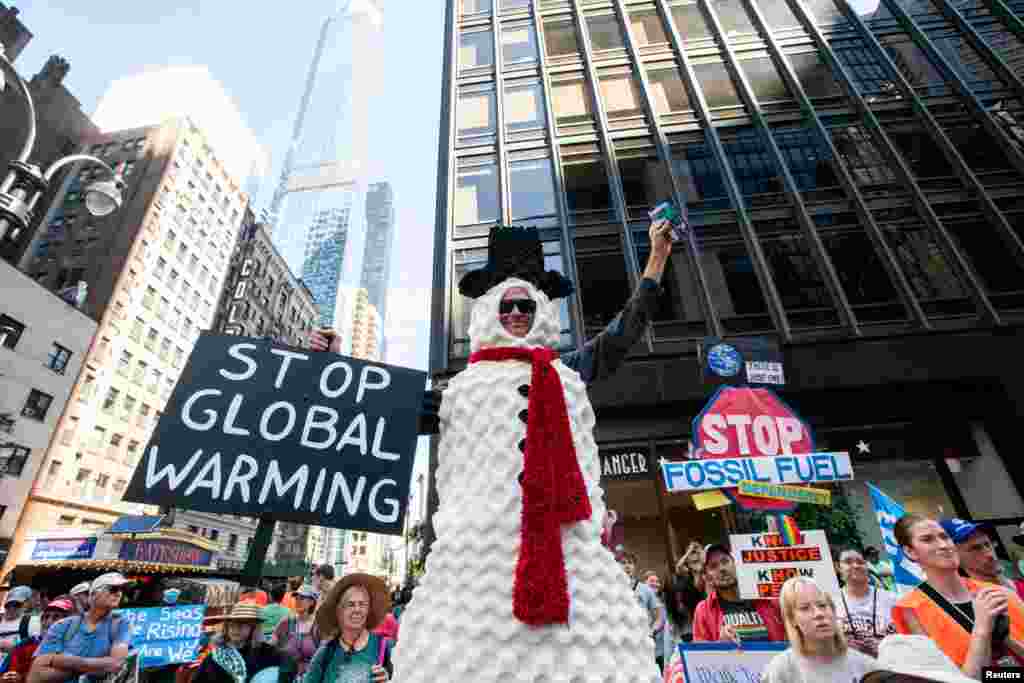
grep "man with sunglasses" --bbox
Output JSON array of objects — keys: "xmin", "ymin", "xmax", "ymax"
[{"xmin": 28, "ymin": 574, "xmax": 132, "ymax": 683}]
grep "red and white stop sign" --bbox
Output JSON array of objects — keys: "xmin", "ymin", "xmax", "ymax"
[{"xmin": 693, "ymin": 386, "xmax": 815, "ymax": 511}]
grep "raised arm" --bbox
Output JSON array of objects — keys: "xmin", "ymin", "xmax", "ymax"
[{"xmin": 562, "ymin": 220, "xmax": 673, "ymax": 386}]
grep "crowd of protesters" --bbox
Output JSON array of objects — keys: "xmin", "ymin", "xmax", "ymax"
[{"xmin": 645, "ymin": 514, "xmax": 1024, "ymax": 682}]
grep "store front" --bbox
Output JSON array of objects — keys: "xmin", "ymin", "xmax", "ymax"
[{"xmin": 595, "ymin": 377, "xmax": 1024, "ymax": 580}]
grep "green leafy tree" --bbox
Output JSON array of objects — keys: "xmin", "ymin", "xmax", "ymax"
[{"xmin": 735, "ymin": 486, "xmax": 865, "ymax": 551}]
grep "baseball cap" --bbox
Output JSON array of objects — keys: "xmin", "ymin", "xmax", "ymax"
[
  {"xmin": 940, "ymin": 518, "xmax": 986, "ymax": 545},
  {"xmin": 4, "ymin": 585, "xmax": 32, "ymax": 606},
  {"xmin": 70, "ymin": 582, "xmax": 91, "ymax": 596},
  {"xmin": 295, "ymin": 584, "xmax": 319, "ymax": 601},
  {"xmin": 90, "ymin": 572, "xmax": 132, "ymax": 594},
  {"xmin": 703, "ymin": 543, "xmax": 731, "ymax": 562},
  {"xmin": 44, "ymin": 598, "xmax": 74, "ymax": 613}
]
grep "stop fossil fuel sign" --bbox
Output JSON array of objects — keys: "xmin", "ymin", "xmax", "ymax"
[{"xmin": 693, "ymin": 386, "xmax": 815, "ymax": 511}]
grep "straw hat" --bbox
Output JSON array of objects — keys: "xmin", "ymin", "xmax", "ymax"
[
  {"xmin": 862, "ymin": 635, "xmax": 977, "ymax": 683},
  {"xmin": 203, "ymin": 602, "xmax": 265, "ymax": 626},
  {"xmin": 316, "ymin": 573, "xmax": 391, "ymax": 635}
]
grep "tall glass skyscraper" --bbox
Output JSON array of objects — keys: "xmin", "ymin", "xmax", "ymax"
[{"xmin": 270, "ymin": 0, "xmax": 384, "ymax": 325}]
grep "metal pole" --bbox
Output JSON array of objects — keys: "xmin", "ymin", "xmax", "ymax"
[
  {"xmin": 0, "ymin": 46, "xmax": 38, "ymax": 165},
  {"xmin": 242, "ymin": 516, "xmax": 276, "ymax": 584}
]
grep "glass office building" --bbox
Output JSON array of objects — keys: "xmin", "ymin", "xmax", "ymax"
[{"xmin": 430, "ymin": 0, "xmax": 1024, "ymax": 574}]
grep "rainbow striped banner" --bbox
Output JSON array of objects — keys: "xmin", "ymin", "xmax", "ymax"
[{"xmin": 737, "ymin": 480, "xmax": 831, "ymax": 506}]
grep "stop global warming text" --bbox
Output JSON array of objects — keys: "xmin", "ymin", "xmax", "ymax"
[{"xmin": 123, "ymin": 335, "xmax": 426, "ymax": 534}]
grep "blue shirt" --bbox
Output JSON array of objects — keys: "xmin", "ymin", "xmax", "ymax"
[{"xmin": 35, "ymin": 614, "xmax": 132, "ymax": 667}]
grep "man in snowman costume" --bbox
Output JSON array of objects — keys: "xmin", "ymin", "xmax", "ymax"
[{"xmin": 309, "ymin": 220, "xmax": 673, "ymax": 680}]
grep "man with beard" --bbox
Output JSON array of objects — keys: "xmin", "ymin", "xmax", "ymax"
[
  {"xmin": 942, "ymin": 519, "xmax": 1024, "ymax": 600},
  {"xmin": 691, "ymin": 543, "xmax": 785, "ymax": 644}
]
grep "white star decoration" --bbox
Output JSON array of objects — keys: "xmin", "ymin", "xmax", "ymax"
[{"xmin": 856, "ymin": 440, "xmax": 871, "ymax": 454}]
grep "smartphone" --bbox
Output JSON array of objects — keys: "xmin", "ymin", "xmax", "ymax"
[{"xmin": 648, "ymin": 200, "xmax": 688, "ymax": 242}]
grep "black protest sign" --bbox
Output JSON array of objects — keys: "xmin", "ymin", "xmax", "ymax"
[
  {"xmin": 123, "ymin": 333, "xmax": 427, "ymax": 535},
  {"xmin": 599, "ymin": 446, "xmax": 653, "ymax": 481}
]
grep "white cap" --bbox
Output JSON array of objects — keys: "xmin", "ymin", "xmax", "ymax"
[
  {"xmin": 70, "ymin": 582, "xmax": 91, "ymax": 596},
  {"xmin": 4, "ymin": 586, "xmax": 31, "ymax": 605},
  {"xmin": 90, "ymin": 572, "xmax": 132, "ymax": 595},
  {"xmin": 862, "ymin": 635, "xmax": 977, "ymax": 683}
]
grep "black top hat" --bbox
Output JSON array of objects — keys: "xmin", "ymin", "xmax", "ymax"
[{"xmin": 458, "ymin": 225, "xmax": 575, "ymax": 300}]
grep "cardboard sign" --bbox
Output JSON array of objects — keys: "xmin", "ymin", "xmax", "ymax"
[
  {"xmin": 662, "ymin": 452, "xmax": 853, "ymax": 493},
  {"xmin": 116, "ymin": 606, "xmax": 206, "ymax": 669},
  {"xmin": 599, "ymin": 446, "xmax": 652, "ymax": 481},
  {"xmin": 732, "ymin": 530, "xmax": 841, "ymax": 600},
  {"xmin": 123, "ymin": 334, "xmax": 427, "ymax": 534},
  {"xmin": 693, "ymin": 386, "xmax": 815, "ymax": 511},
  {"xmin": 700, "ymin": 336, "xmax": 785, "ymax": 387},
  {"xmin": 675, "ymin": 642, "xmax": 787, "ymax": 683},
  {"xmin": 738, "ymin": 480, "xmax": 831, "ymax": 506}
]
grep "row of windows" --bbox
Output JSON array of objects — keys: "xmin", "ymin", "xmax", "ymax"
[
  {"xmin": 0, "ymin": 314, "xmax": 74, "ymax": 374},
  {"xmin": 77, "ymin": 374, "xmax": 161, "ymax": 429}
]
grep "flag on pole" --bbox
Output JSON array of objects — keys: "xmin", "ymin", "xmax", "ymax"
[{"xmin": 867, "ymin": 482, "xmax": 924, "ymax": 593}]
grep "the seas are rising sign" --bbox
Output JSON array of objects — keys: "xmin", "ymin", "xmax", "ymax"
[{"xmin": 123, "ymin": 334, "xmax": 426, "ymax": 534}]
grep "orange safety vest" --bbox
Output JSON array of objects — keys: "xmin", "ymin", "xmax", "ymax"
[{"xmin": 892, "ymin": 578, "xmax": 1024, "ymax": 667}]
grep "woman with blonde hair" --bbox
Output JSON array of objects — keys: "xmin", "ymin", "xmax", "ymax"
[{"xmin": 761, "ymin": 577, "xmax": 877, "ymax": 683}]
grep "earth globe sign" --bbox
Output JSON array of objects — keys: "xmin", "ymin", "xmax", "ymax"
[{"xmin": 707, "ymin": 343, "xmax": 742, "ymax": 378}]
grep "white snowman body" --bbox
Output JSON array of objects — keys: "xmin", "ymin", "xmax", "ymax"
[{"xmin": 392, "ymin": 278, "xmax": 661, "ymax": 682}]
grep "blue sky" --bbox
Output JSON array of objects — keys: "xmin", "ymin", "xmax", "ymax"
[{"xmin": 13, "ymin": 0, "xmax": 444, "ymax": 374}]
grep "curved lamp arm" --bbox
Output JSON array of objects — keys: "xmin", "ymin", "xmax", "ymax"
[
  {"xmin": 43, "ymin": 154, "xmax": 120, "ymax": 184},
  {"xmin": 0, "ymin": 46, "xmax": 37, "ymax": 164}
]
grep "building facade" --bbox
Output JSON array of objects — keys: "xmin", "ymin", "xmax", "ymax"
[
  {"xmin": 0, "ymin": 117, "xmax": 251, "ymax": 580},
  {"xmin": 214, "ymin": 215, "xmax": 319, "ymax": 344},
  {"xmin": 430, "ymin": 0, "xmax": 1024, "ymax": 574},
  {"xmin": 270, "ymin": 2, "xmax": 386, "ymax": 344},
  {"xmin": 0, "ymin": 261, "xmax": 96, "ymax": 567},
  {"xmin": 0, "ymin": 3, "xmax": 32, "ymax": 63},
  {"xmin": 361, "ymin": 182, "xmax": 395, "ymax": 327},
  {"xmin": 0, "ymin": 56, "xmax": 100, "ymax": 265}
]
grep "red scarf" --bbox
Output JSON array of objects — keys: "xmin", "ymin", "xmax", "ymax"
[{"xmin": 469, "ymin": 346, "xmax": 592, "ymax": 626}]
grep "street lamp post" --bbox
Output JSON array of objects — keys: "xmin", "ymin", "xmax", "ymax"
[{"xmin": 0, "ymin": 45, "xmax": 124, "ymax": 246}]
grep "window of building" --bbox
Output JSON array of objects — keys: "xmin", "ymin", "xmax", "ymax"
[
  {"xmin": 771, "ymin": 124, "xmax": 839, "ymax": 192},
  {"xmin": 587, "ymin": 13, "xmax": 626, "ymax": 50},
  {"xmin": 457, "ymin": 86, "xmax": 496, "ymax": 145},
  {"xmin": 0, "ymin": 314, "xmax": 25, "ymax": 349},
  {"xmin": 502, "ymin": 24, "xmax": 538, "ymax": 66},
  {"xmin": 562, "ymin": 145, "xmax": 614, "ymax": 224},
  {"xmin": 123, "ymin": 394, "xmax": 137, "ymax": 419},
  {"xmin": 209, "ymin": 529, "xmax": 220, "ymax": 541},
  {"xmin": 693, "ymin": 61, "xmax": 743, "ymax": 108},
  {"xmin": 719, "ymin": 125, "xmax": 786, "ymax": 202},
  {"xmin": 759, "ymin": 0, "xmax": 801, "ymax": 28},
  {"xmin": 0, "ymin": 445, "xmax": 30, "ymax": 477},
  {"xmin": 134, "ymin": 360, "xmax": 148, "ymax": 385},
  {"xmin": 816, "ymin": 216, "xmax": 905, "ymax": 323},
  {"xmin": 79, "ymin": 373, "xmax": 96, "ymax": 402},
  {"xmin": 786, "ymin": 51, "xmax": 843, "ymax": 99},
  {"xmin": 127, "ymin": 440, "xmax": 140, "ymax": 464},
  {"xmin": 575, "ymin": 237, "xmax": 632, "ymax": 337},
  {"xmin": 462, "ymin": 0, "xmax": 491, "ymax": 15},
  {"xmin": 60, "ymin": 417, "xmax": 79, "ymax": 446},
  {"xmin": 803, "ymin": 0, "xmax": 844, "ymax": 24},
  {"xmin": 739, "ymin": 57, "xmax": 792, "ymax": 101},
  {"xmin": 145, "ymin": 327, "xmax": 159, "ymax": 351},
  {"xmin": 761, "ymin": 226, "xmax": 840, "ymax": 327},
  {"xmin": 884, "ymin": 122, "xmax": 954, "ymax": 180},
  {"xmin": 544, "ymin": 17, "xmax": 579, "ymax": 56},
  {"xmin": 501, "ymin": 0, "xmax": 530, "ymax": 9},
  {"xmin": 459, "ymin": 29, "xmax": 494, "ymax": 69},
  {"xmin": 149, "ymin": 368, "xmax": 162, "ymax": 394},
  {"xmin": 509, "ymin": 156, "xmax": 557, "ymax": 222},
  {"xmin": 47, "ymin": 343, "xmax": 72, "ymax": 374},
  {"xmin": 670, "ymin": 3, "xmax": 712, "ymax": 41},
  {"xmin": 229, "ymin": 533, "xmax": 238, "ymax": 551},
  {"xmin": 710, "ymin": 0, "xmax": 756, "ymax": 34},
  {"xmin": 117, "ymin": 350, "xmax": 133, "ymax": 377},
  {"xmin": 504, "ymin": 80, "xmax": 545, "ymax": 133},
  {"xmin": 881, "ymin": 223, "xmax": 970, "ymax": 316},
  {"xmin": 455, "ymin": 156, "xmax": 500, "ymax": 227},
  {"xmin": 102, "ymin": 387, "xmax": 120, "ymax": 414},
  {"xmin": 22, "ymin": 390, "xmax": 54, "ymax": 421},
  {"xmin": 647, "ymin": 67, "xmax": 692, "ymax": 114},
  {"xmin": 618, "ymin": 151, "xmax": 674, "ymax": 215},
  {"xmin": 90, "ymin": 425, "xmax": 106, "ymax": 451},
  {"xmin": 825, "ymin": 121, "xmax": 896, "ymax": 188},
  {"xmin": 669, "ymin": 131, "xmax": 731, "ymax": 211},
  {"xmin": 630, "ymin": 8, "xmax": 669, "ymax": 45},
  {"xmin": 58, "ymin": 515, "xmax": 76, "ymax": 527},
  {"xmin": 552, "ymin": 76, "xmax": 595, "ymax": 124},
  {"xmin": 599, "ymin": 72, "xmax": 645, "ymax": 121}
]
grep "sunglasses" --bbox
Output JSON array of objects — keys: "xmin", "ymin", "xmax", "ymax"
[
  {"xmin": 499, "ymin": 299, "xmax": 536, "ymax": 315},
  {"xmin": 104, "ymin": 586, "xmax": 125, "ymax": 595}
]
